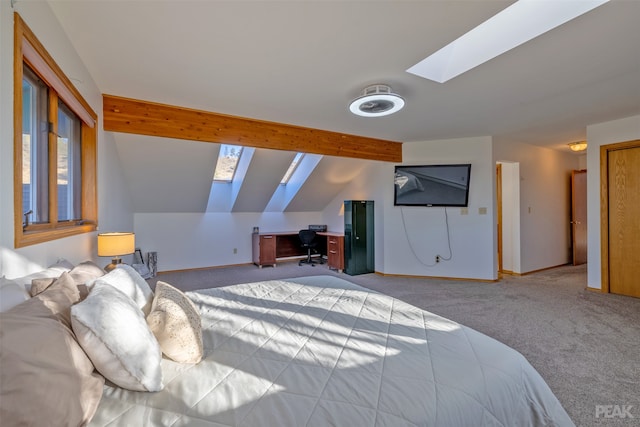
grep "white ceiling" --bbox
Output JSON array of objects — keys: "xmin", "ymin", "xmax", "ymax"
[{"xmin": 48, "ymin": 0, "xmax": 640, "ymax": 153}]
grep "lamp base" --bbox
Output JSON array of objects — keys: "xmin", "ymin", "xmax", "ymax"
[{"xmin": 104, "ymin": 257, "xmax": 123, "ymax": 272}]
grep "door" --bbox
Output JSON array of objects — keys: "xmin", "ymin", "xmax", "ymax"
[
  {"xmin": 496, "ymin": 164, "xmax": 503, "ymax": 273},
  {"xmin": 571, "ymin": 170, "xmax": 587, "ymax": 265},
  {"xmin": 353, "ymin": 202, "xmax": 368, "ymax": 274},
  {"xmin": 344, "ymin": 200, "xmax": 374, "ymax": 275},
  {"xmin": 607, "ymin": 144, "xmax": 640, "ymax": 298}
]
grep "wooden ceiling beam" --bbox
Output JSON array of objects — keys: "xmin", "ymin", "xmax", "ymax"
[{"xmin": 103, "ymin": 94, "xmax": 402, "ymax": 162}]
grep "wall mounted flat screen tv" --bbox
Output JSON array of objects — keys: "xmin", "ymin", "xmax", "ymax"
[{"xmin": 394, "ymin": 164, "xmax": 471, "ymax": 207}]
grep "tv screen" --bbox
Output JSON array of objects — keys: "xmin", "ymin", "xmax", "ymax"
[{"xmin": 394, "ymin": 164, "xmax": 471, "ymax": 207}]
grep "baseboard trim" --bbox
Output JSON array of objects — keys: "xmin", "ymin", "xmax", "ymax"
[
  {"xmin": 503, "ymin": 263, "xmax": 572, "ymax": 276},
  {"xmin": 374, "ymin": 271, "xmax": 498, "ymax": 283},
  {"xmin": 158, "ymin": 262, "xmax": 569, "ymax": 281},
  {"xmin": 157, "ymin": 262, "xmax": 253, "ymax": 275}
]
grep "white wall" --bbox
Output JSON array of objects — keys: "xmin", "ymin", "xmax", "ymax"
[
  {"xmin": 321, "ymin": 161, "xmax": 389, "ymax": 272},
  {"xmin": 585, "ymin": 115, "xmax": 640, "ymax": 289},
  {"xmin": 134, "ymin": 211, "xmax": 324, "ymax": 272},
  {"xmin": 0, "ymin": 2, "xmax": 133, "ymax": 277},
  {"xmin": 493, "ymin": 140, "xmax": 578, "ymax": 273},
  {"xmin": 390, "ymin": 137, "xmax": 496, "ymax": 279},
  {"xmin": 322, "ymin": 137, "xmax": 497, "ymax": 280}
]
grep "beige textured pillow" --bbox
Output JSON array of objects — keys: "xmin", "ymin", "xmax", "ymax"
[
  {"xmin": 30, "ymin": 272, "xmax": 79, "ymax": 329},
  {"xmin": 30, "ymin": 276, "xmax": 56, "ymax": 297},
  {"xmin": 147, "ymin": 281, "xmax": 203, "ymax": 363},
  {"xmin": 0, "ymin": 279, "xmax": 104, "ymax": 426},
  {"xmin": 31, "ymin": 262, "xmax": 103, "ymax": 299},
  {"xmin": 71, "ymin": 284, "xmax": 163, "ymax": 392}
]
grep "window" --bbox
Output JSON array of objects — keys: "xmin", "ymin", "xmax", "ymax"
[
  {"xmin": 280, "ymin": 153, "xmax": 304, "ymax": 184},
  {"xmin": 213, "ymin": 144, "xmax": 243, "ymax": 182},
  {"xmin": 14, "ymin": 13, "xmax": 97, "ymax": 247}
]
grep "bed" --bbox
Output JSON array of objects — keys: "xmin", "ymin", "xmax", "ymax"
[{"xmin": 1, "ymin": 266, "xmax": 574, "ymax": 426}]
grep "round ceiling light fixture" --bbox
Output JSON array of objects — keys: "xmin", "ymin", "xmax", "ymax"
[
  {"xmin": 349, "ymin": 84, "xmax": 405, "ymax": 117},
  {"xmin": 568, "ymin": 141, "xmax": 587, "ymax": 152}
]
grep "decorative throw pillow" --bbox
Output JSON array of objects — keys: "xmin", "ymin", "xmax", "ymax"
[
  {"xmin": 31, "ymin": 261, "xmax": 104, "ymax": 299},
  {"xmin": 71, "ymin": 284, "xmax": 163, "ymax": 392},
  {"xmin": 147, "ymin": 281, "xmax": 203, "ymax": 363},
  {"xmin": 69, "ymin": 260, "xmax": 105, "ymax": 285},
  {"xmin": 0, "ymin": 276, "xmax": 30, "ymax": 312},
  {"xmin": 48, "ymin": 258, "xmax": 75, "ymax": 272},
  {"xmin": 89, "ymin": 264, "xmax": 154, "ymax": 315},
  {"xmin": 0, "ymin": 277, "xmax": 104, "ymax": 426},
  {"xmin": 30, "ymin": 277, "xmax": 57, "ymax": 297},
  {"xmin": 31, "ymin": 272, "xmax": 79, "ymax": 329},
  {"xmin": 9, "ymin": 267, "xmax": 65, "ymax": 290}
]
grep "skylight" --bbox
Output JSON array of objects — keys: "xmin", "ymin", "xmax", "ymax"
[
  {"xmin": 213, "ymin": 144, "xmax": 243, "ymax": 182},
  {"xmin": 280, "ymin": 153, "xmax": 304, "ymax": 185},
  {"xmin": 407, "ymin": 0, "xmax": 609, "ymax": 83}
]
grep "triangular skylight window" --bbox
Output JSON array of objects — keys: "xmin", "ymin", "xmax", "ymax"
[
  {"xmin": 213, "ymin": 144, "xmax": 243, "ymax": 182},
  {"xmin": 280, "ymin": 153, "xmax": 304, "ymax": 185}
]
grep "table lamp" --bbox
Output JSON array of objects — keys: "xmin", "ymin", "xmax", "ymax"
[{"xmin": 97, "ymin": 232, "xmax": 135, "ymax": 272}]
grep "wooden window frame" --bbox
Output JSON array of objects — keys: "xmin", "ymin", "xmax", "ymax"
[{"xmin": 13, "ymin": 13, "xmax": 97, "ymax": 248}]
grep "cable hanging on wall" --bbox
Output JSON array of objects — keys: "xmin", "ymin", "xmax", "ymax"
[{"xmin": 400, "ymin": 206, "xmax": 453, "ymax": 267}]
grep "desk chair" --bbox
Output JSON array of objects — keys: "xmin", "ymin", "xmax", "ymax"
[{"xmin": 298, "ymin": 229, "xmax": 324, "ymax": 266}]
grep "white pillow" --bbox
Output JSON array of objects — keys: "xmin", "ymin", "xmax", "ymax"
[
  {"xmin": 147, "ymin": 281, "xmax": 203, "ymax": 364},
  {"xmin": 9, "ymin": 268, "xmax": 64, "ymax": 290},
  {"xmin": 0, "ymin": 277, "xmax": 30, "ymax": 312},
  {"xmin": 48, "ymin": 258, "xmax": 75, "ymax": 272},
  {"xmin": 71, "ymin": 284, "xmax": 163, "ymax": 392},
  {"xmin": 89, "ymin": 264, "xmax": 154, "ymax": 315}
]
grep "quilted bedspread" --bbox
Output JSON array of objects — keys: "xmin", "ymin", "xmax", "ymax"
[{"xmin": 90, "ymin": 275, "xmax": 574, "ymax": 426}]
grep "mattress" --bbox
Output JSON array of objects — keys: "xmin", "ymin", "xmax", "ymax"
[{"xmin": 90, "ymin": 275, "xmax": 574, "ymax": 426}]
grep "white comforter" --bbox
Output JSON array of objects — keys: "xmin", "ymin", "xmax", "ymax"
[{"xmin": 90, "ymin": 275, "xmax": 574, "ymax": 426}]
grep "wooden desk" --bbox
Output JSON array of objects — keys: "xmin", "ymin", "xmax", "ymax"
[{"xmin": 252, "ymin": 231, "xmax": 344, "ymax": 272}]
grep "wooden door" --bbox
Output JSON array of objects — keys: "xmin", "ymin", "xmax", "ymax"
[
  {"xmin": 496, "ymin": 164, "xmax": 503, "ymax": 272},
  {"xmin": 571, "ymin": 170, "xmax": 587, "ymax": 265},
  {"xmin": 603, "ymin": 142, "xmax": 640, "ymax": 298}
]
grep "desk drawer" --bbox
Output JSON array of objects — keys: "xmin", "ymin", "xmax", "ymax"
[
  {"xmin": 326, "ymin": 235, "xmax": 344, "ymax": 271},
  {"xmin": 252, "ymin": 234, "xmax": 276, "ymax": 266}
]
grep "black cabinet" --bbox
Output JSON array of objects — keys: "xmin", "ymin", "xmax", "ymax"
[{"xmin": 344, "ymin": 200, "xmax": 374, "ymax": 275}]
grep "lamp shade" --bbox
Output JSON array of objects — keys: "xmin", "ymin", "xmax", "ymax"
[{"xmin": 97, "ymin": 232, "xmax": 135, "ymax": 257}]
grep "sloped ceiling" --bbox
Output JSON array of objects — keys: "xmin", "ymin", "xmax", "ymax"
[
  {"xmin": 45, "ymin": 0, "xmax": 640, "ymax": 214},
  {"xmin": 49, "ymin": 0, "xmax": 640, "ymax": 150},
  {"xmin": 114, "ymin": 134, "xmax": 218, "ymax": 213},
  {"xmin": 231, "ymin": 149, "xmax": 296, "ymax": 212},
  {"xmin": 285, "ymin": 157, "xmax": 370, "ymax": 212}
]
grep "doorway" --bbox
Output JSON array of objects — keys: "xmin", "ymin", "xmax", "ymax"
[
  {"xmin": 496, "ymin": 161, "xmax": 521, "ymax": 274},
  {"xmin": 600, "ymin": 140, "xmax": 640, "ymax": 298},
  {"xmin": 571, "ymin": 170, "xmax": 587, "ymax": 265}
]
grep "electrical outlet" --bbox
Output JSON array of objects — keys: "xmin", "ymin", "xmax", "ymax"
[{"xmin": 435, "ymin": 255, "xmax": 440, "ymax": 263}]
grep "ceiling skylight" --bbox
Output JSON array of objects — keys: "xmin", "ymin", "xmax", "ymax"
[
  {"xmin": 407, "ymin": 0, "xmax": 610, "ymax": 83},
  {"xmin": 280, "ymin": 153, "xmax": 304, "ymax": 184},
  {"xmin": 213, "ymin": 144, "xmax": 243, "ymax": 182}
]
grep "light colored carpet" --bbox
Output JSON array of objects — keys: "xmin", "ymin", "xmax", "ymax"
[{"xmin": 152, "ymin": 262, "xmax": 640, "ymax": 427}]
